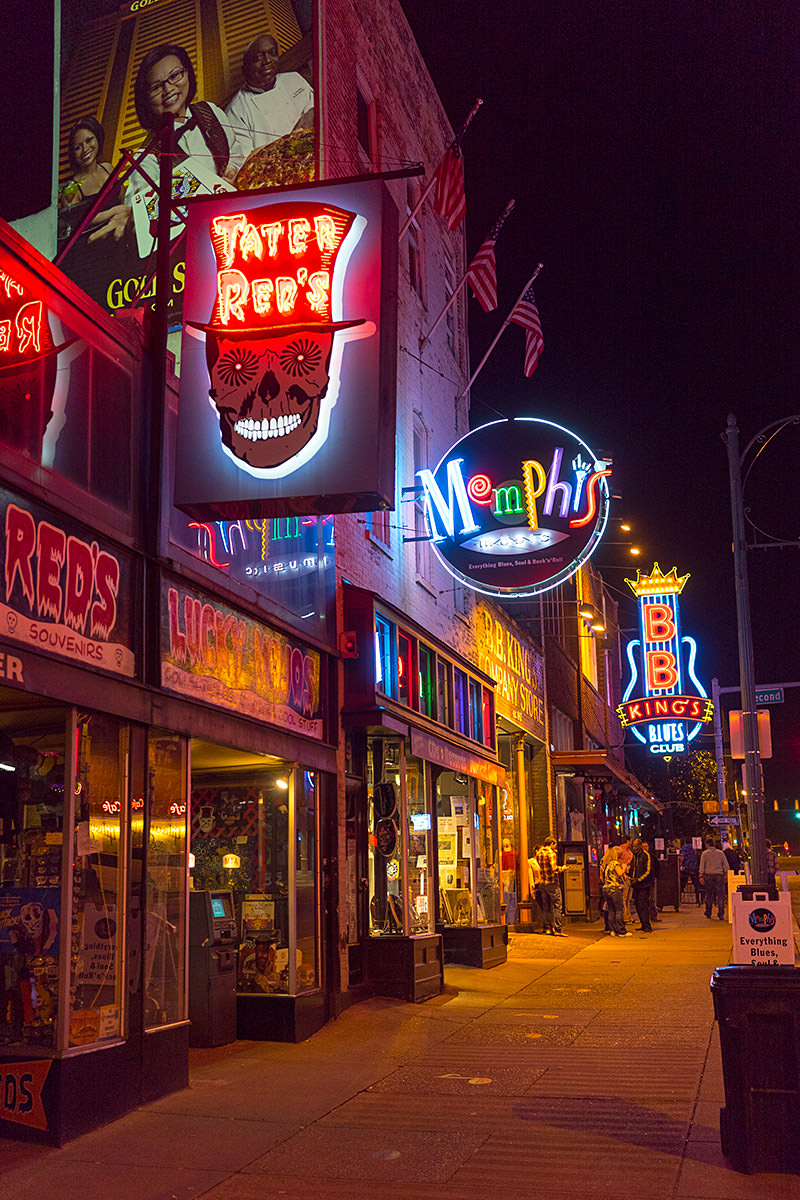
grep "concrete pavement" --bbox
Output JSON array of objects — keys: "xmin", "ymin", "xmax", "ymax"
[{"xmin": 0, "ymin": 904, "xmax": 798, "ymax": 1199}]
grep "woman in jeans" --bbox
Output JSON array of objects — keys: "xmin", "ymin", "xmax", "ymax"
[{"xmin": 601, "ymin": 848, "xmax": 631, "ymax": 937}]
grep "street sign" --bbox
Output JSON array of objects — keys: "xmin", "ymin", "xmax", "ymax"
[
  {"xmin": 755, "ymin": 687, "xmax": 784, "ymax": 705},
  {"xmin": 710, "ymin": 815, "xmax": 740, "ymax": 825}
]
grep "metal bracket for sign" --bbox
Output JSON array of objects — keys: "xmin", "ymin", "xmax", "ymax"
[
  {"xmin": 401, "ymin": 486, "xmax": 424, "ymax": 497},
  {"xmin": 402, "ymin": 534, "xmax": 432, "ymax": 543}
]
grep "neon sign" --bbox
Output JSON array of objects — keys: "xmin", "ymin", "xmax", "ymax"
[
  {"xmin": 618, "ymin": 563, "xmax": 713, "ymax": 755},
  {"xmin": 416, "ymin": 418, "xmax": 612, "ymax": 597},
  {"xmin": 175, "ymin": 180, "xmax": 398, "ymax": 520}
]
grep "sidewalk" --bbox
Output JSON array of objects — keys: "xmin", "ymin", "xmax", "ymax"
[{"xmin": 0, "ymin": 905, "xmax": 796, "ymax": 1200}]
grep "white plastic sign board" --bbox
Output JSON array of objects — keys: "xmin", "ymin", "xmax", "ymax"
[
  {"xmin": 726, "ymin": 872, "xmax": 748, "ymax": 923},
  {"xmin": 731, "ymin": 890, "xmax": 795, "ymax": 965}
]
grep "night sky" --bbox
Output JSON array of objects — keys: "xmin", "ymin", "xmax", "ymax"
[{"xmin": 402, "ymin": 0, "xmax": 800, "ymax": 810}]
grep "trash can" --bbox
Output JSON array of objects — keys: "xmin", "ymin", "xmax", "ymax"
[{"xmin": 710, "ymin": 965, "xmax": 800, "ymax": 1173}]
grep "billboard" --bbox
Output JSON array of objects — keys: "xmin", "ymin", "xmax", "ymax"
[
  {"xmin": 56, "ymin": 0, "xmax": 316, "ymax": 322},
  {"xmin": 174, "ymin": 177, "xmax": 398, "ymax": 519},
  {"xmin": 618, "ymin": 563, "xmax": 713, "ymax": 755},
  {"xmin": 416, "ymin": 418, "xmax": 612, "ymax": 598}
]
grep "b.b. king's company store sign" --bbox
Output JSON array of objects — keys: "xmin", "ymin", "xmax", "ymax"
[
  {"xmin": 416, "ymin": 418, "xmax": 612, "ymax": 597},
  {"xmin": 618, "ymin": 563, "xmax": 712, "ymax": 755}
]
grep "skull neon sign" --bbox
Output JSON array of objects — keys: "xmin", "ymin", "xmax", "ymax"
[{"xmin": 187, "ymin": 202, "xmax": 366, "ymax": 475}]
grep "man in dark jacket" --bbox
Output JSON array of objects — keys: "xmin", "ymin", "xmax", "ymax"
[{"xmin": 629, "ymin": 837, "xmax": 654, "ymax": 932}]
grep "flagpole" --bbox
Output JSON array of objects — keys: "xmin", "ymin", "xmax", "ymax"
[
  {"xmin": 398, "ymin": 98, "xmax": 483, "ymax": 241},
  {"xmin": 456, "ymin": 263, "xmax": 543, "ymax": 401},
  {"xmin": 419, "ymin": 198, "xmax": 515, "ymax": 350}
]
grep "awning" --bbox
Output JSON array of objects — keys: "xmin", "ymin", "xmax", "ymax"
[{"xmin": 550, "ymin": 750, "xmax": 662, "ymax": 813}]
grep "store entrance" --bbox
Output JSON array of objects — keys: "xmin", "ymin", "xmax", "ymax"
[{"xmin": 188, "ymin": 738, "xmax": 323, "ymax": 1040}]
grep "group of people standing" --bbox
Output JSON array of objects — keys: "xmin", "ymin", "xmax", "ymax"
[{"xmin": 600, "ymin": 836, "xmax": 658, "ymax": 936}]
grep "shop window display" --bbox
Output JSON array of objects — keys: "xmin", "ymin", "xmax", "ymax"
[
  {"xmin": 189, "ymin": 741, "xmax": 319, "ymax": 996},
  {"xmin": 436, "ymin": 772, "xmax": 499, "ymax": 928},
  {"xmin": 71, "ymin": 712, "xmax": 127, "ymax": 1047},
  {"xmin": 367, "ymin": 738, "xmax": 433, "ymax": 937},
  {"xmin": 145, "ymin": 732, "xmax": 188, "ymax": 1027},
  {"xmin": 0, "ymin": 696, "xmax": 68, "ymax": 1050}
]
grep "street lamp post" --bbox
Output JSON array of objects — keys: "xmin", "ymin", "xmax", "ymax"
[{"xmin": 724, "ymin": 414, "xmax": 767, "ymax": 888}]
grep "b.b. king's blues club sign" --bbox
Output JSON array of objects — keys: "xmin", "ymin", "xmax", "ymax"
[
  {"xmin": 415, "ymin": 418, "xmax": 612, "ymax": 598},
  {"xmin": 618, "ymin": 564, "xmax": 713, "ymax": 755}
]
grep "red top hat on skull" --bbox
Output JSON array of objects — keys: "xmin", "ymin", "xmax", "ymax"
[{"xmin": 189, "ymin": 200, "xmax": 366, "ymax": 471}]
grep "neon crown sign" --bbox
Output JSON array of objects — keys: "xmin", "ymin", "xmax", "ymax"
[
  {"xmin": 416, "ymin": 417, "xmax": 612, "ymax": 598},
  {"xmin": 617, "ymin": 562, "xmax": 713, "ymax": 755}
]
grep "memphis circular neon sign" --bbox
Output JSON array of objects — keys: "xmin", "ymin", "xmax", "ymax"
[{"xmin": 416, "ymin": 418, "xmax": 612, "ymax": 598}]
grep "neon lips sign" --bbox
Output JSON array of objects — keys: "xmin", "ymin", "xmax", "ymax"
[
  {"xmin": 416, "ymin": 418, "xmax": 612, "ymax": 597},
  {"xmin": 618, "ymin": 564, "xmax": 713, "ymax": 755}
]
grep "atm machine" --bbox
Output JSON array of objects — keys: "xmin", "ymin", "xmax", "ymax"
[
  {"xmin": 561, "ymin": 843, "xmax": 588, "ymax": 917},
  {"xmin": 188, "ymin": 890, "xmax": 238, "ymax": 1046}
]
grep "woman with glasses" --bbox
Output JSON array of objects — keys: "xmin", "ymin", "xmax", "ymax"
[
  {"xmin": 133, "ymin": 43, "xmax": 246, "ymax": 183},
  {"xmin": 91, "ymin": 43, "xmax": 247, "ymax": 252}
]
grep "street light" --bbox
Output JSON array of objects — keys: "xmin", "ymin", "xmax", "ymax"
[{"xmin": 722, "ymin": 413, "xmax": 800, "ymax": 890}]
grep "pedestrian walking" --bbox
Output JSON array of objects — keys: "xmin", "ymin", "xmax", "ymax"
[
  {"xmin": 679, "ymin": 838, "xmax": 702, "ymax": 904},
  {"xmin": 600, "ymin": 847, "xmax": 631, "ymax": 936},
  {"xmin": 629, "ymin": 837, "xmax": 654, "ymax": 932},
  {"xmin": 537, "ymin": 836, "xmax": 567, "ymax": 936},
  {"xmin": 699, "ymin": 837, "xmax": 729, "ymax": 919},
  {"xmin": 722, "ymin": 841, "xmax": 741, "ymax": 873}
]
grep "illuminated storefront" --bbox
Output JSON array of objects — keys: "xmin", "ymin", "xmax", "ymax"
[
  {"xmin": 0, "ymin": 219, "xmax": 336, "ymax": 1143},
  {"xmin": 342, "ymin": 586, "xmax": 506, "ymax": 992},
  {"xmin": 473, "ymin": 602, "xmax": 548, "ymax": 928}
]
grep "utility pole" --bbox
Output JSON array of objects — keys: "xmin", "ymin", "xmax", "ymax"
[{"xmin": 724, "ymin": 415, "xmax": 767, "ymax": 888}]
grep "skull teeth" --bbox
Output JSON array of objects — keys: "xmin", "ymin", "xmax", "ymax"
[{"xmin": 233, "ymin": 414, "xmax": 302, "ymax": 441}]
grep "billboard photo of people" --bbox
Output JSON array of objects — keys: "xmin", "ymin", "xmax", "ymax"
[{"xmin": 56, "ymin": 0, "xmax": 316, "ymax": 323}]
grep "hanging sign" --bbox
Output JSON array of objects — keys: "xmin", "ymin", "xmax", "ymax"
[
  {"xmin": 618, "ymin": 563, "xmax": 712, "ymax": 755},
  {"xmin": 175, "ymin": 178, "xmax": 398, "ymax": 519},
  {"xmin": 415, "ymin": 418, "xmax": 612, "ymax": 597}
]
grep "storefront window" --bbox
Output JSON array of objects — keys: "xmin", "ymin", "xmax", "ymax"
[
  {"xmin": 436, "ymin": 771, "xmax": 473, "ymax": 926},
  {"xmin": 405, "ymin": 755, "xmax": 433, "ymax": 934},
  {"xmin": 367, "ymin": 737, "xmax": 403, "ymax": 935},
  {"xmin": 437, "ymin": 660, "xmax": 452, "ymax": 727},
  {"xmin": 468, "ymin": 679, "xmax": 482, "ymax": 742},
  {"xmin": 375, "ymin": 614, "xmax": 395, "ymax": 698},
  {"xmin": 145, "ymin": 732, "xmax": 188, "ymax": 1028},
  {"xmin": 418, "ymin": 644, "xmax": 435, "ymax": 717},
  {"xmin": 295, "ymin": 771, "xmax": 318, "ymax": 992},
  {"xmin": 0, "ymin": 694, "xmax": 67, "ymax": 1050},
  {"xmin": 189, "ymin": 741, "xmax": 319, "ymax": 998},
  {"xmin": 397, "ymin": 631, "xmax": 413, "ymax": 706},
  {"xmin": 476, "ymin": 781, "xmax": 500, "ymax": 924},
  {"xmin": 453, "ymin": 669, "xmax": 469, "ymax": 736},
  {"xmin": 71, "ymin": 712, "xmax": 128, "ymax": 1048}
]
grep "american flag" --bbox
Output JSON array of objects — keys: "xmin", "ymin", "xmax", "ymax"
[
  {"xmin": 466, "ymin": 216, "xmax": 504, "ymax": 311},
  {"xmin": 510, "ymin": 285, "xmax": 544, "ymax": 376},
  {"xmin": 433, "ymin": 146, "xmax": 466, "ymax": 231}
]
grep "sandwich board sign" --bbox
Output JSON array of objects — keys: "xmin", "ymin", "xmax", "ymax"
[{"xmin": 731, "ymin": 890, "xmax": 795, "ymax": 966}]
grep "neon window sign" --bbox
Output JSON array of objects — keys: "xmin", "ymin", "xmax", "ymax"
[
  {"xmin": 618, "ymin": 563, "xmax": 713, "ymax": 755},
  {"xmin": 415, "ymin": 417, "xmax": 612, "ymax": 597}
]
